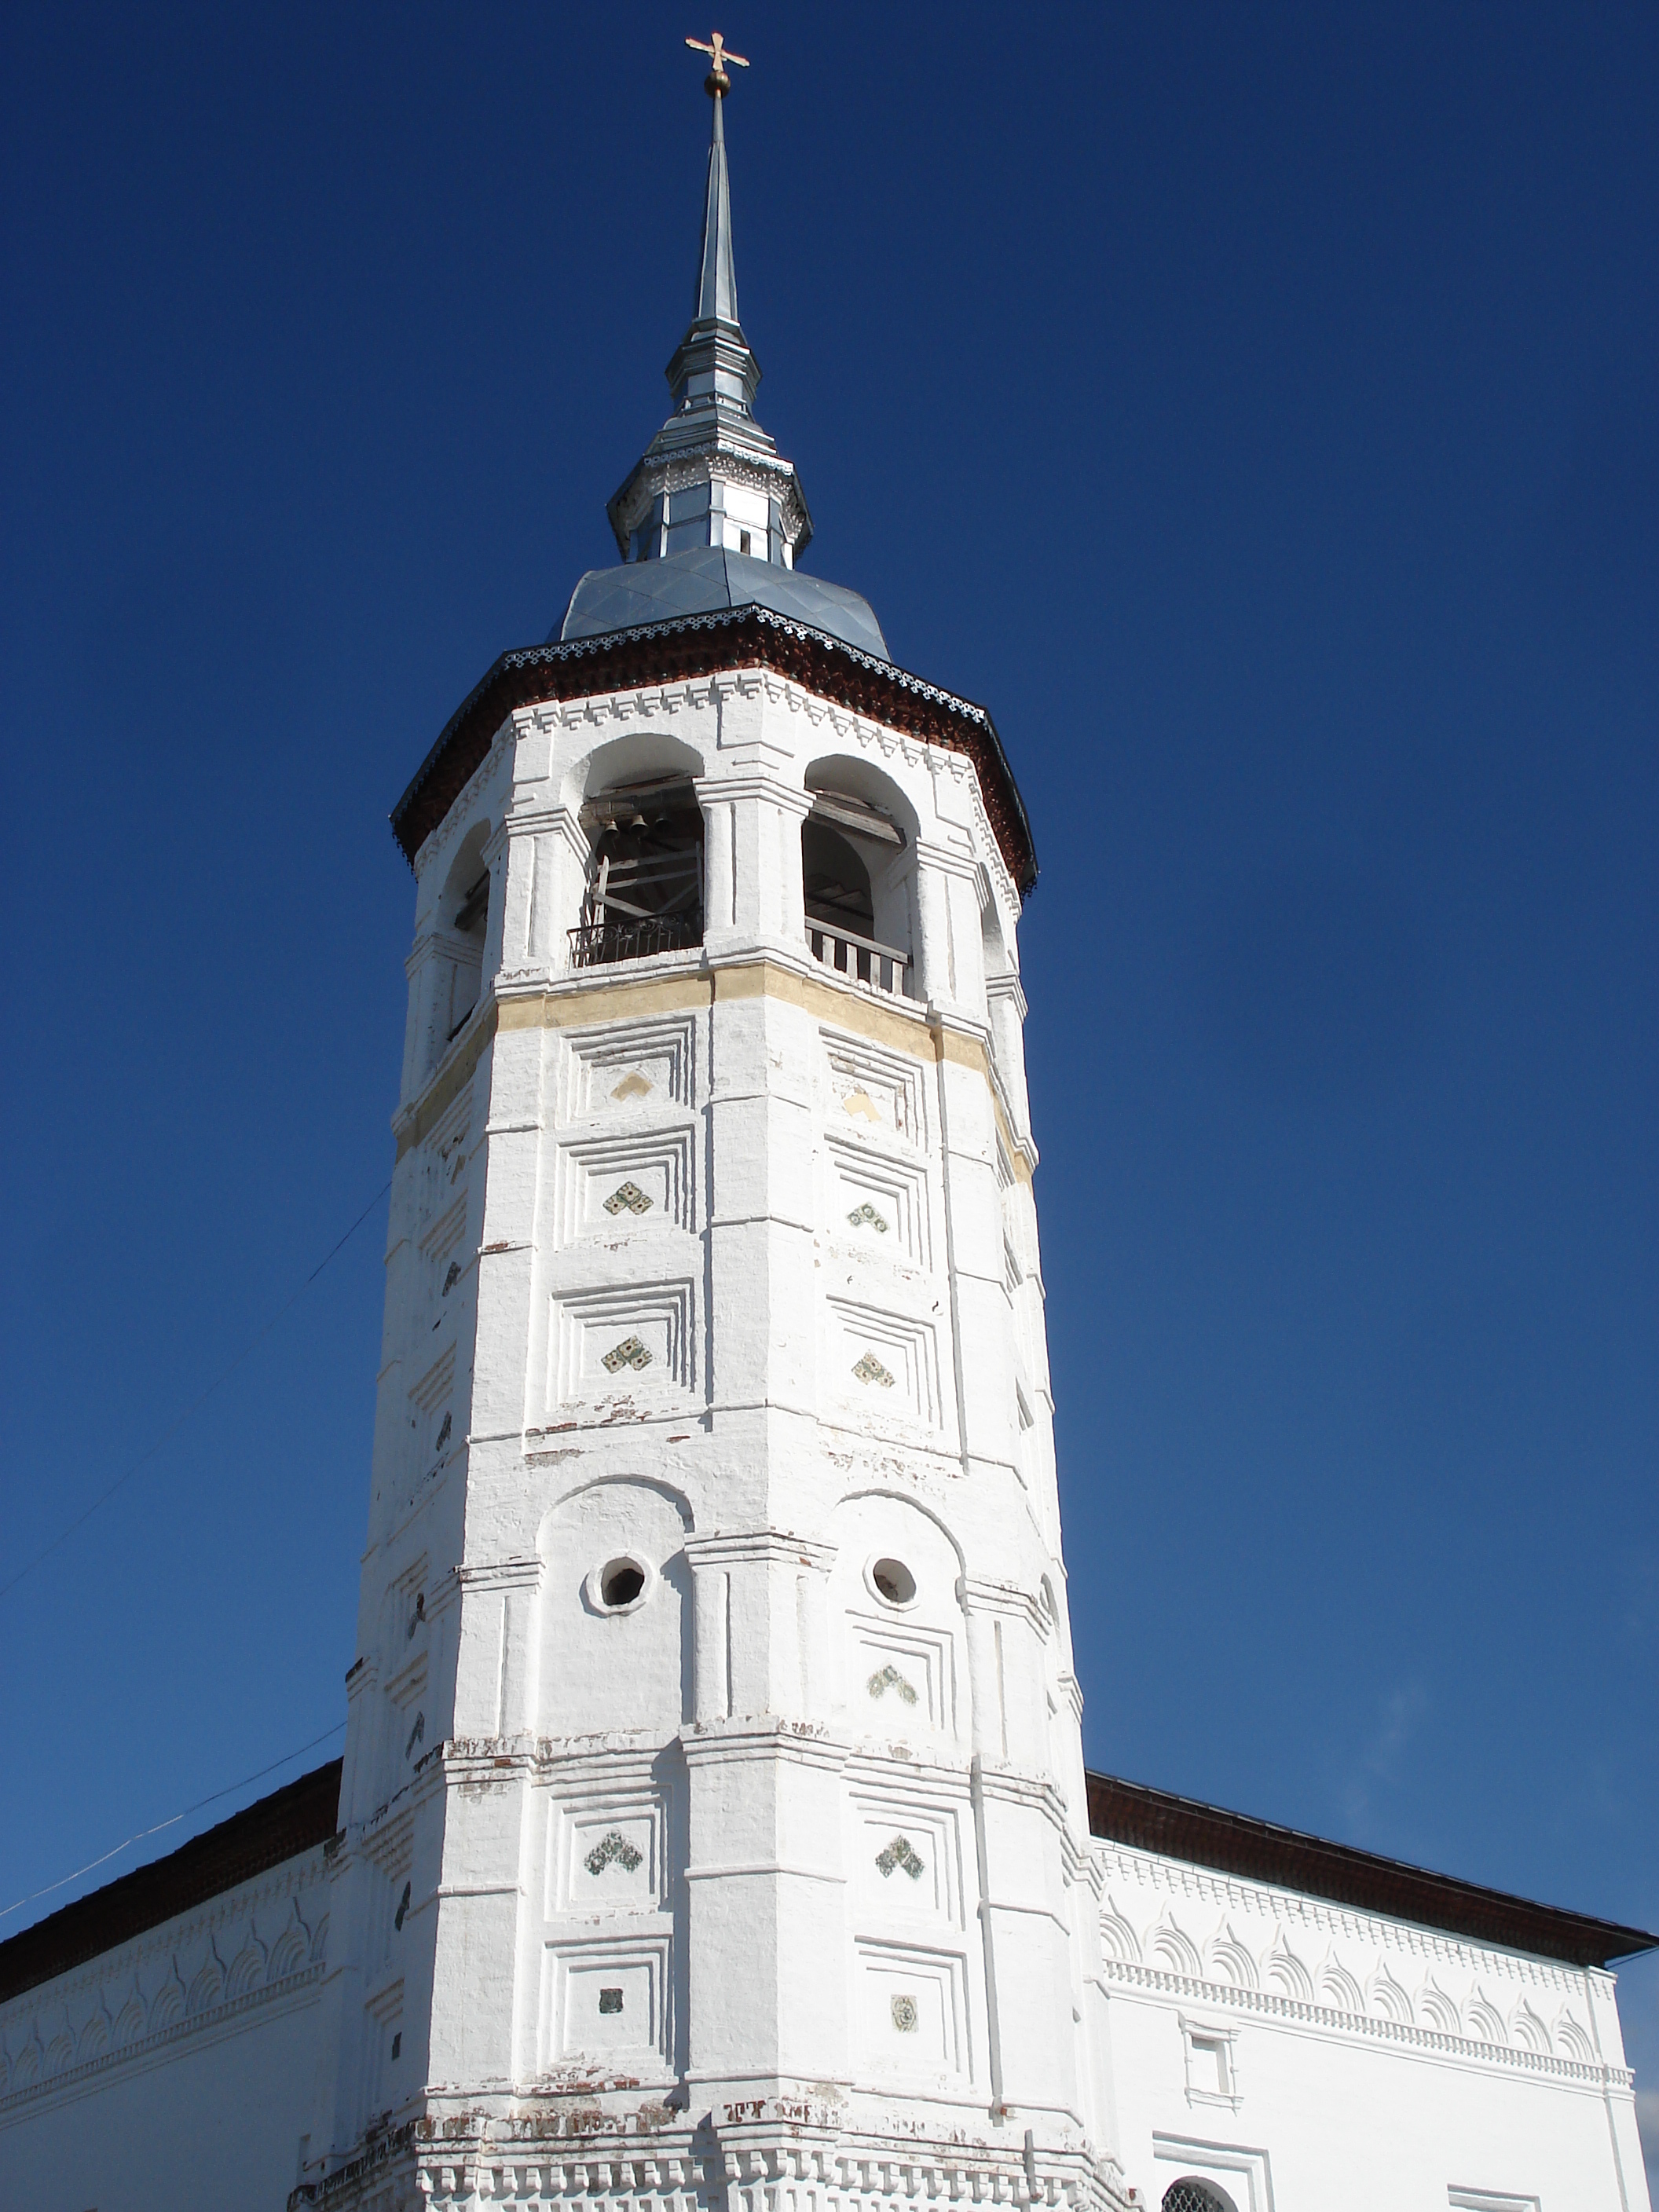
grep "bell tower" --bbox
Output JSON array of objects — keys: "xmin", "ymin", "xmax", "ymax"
[{"xmin": 302, "ymin": 47, "xmax": 1131, "ymax": 2212}]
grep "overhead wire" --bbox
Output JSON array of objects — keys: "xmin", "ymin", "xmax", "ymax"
[
  {"xmin": 0, "ymin": 1719, "xmax": 348, "ymax": 1926},
  {"xmin": 0, "ymin": 1177, "xmax": 392, "ymax": 1606}
]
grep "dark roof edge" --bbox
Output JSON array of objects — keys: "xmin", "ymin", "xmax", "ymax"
[
  {"xmin": 1086, "ymin": 1769, "xmax": 1657, "ymax": 1970},
  {"xmin": 387, "ymin": 605, "xmax": 1038, "ymax": 897},
  {"xmin": 0, "ymin": 1760, "xmax": 342, "ymax": 2009}
]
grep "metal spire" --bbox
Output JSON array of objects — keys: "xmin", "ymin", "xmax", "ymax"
[
  {"xmin": 693, "ymin": 72, "xmax": 740, "ymax": 326},
  {"xmin": 603, "ymin": 35, "xmax": 814, "ymax": 568}
]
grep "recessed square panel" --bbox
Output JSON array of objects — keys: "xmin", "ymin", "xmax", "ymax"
[
  {"xmin": 560, "ymin": 1016, "xmax": 697, "ymax": 1120},
  {"xmin": 848, "ymin": 1622, "xmax": 959, "ymax": 1740},
  {"xmin": 555, "ymin": 1127, "xmax": 697, "ymax": 1241},
  {"xmin": 820, "ymin": 1027, "xmax": 927, "ymax": 1149},
  {"xmin": 544, "ymin": 1939, "xmax": 669, "ymax": 2067},
  {"xmin": 551, "ymin": 1281, "xmax": 696, "ymax": 1403},
  {"xmin": 853, "ymin": 1941, "xmax": 969, "ymax": 2082},
  {"xmin": 555, "ymin": 1801, "xmax": 665, "ymax": 1912},
  {"xmin": 825, "ymin": 1137, "xmax": 930, "ymax": 1270}
]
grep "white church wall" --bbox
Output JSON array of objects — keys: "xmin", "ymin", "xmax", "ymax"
[
  {"xmin": 309, "ymin": 654, "xmax": 1112, "ymax": 2184},
  {"xmin": 1097, "ymin": 1838, "xmax": 1650, "ymax": 2211},
  {"xmin": 0, "ymin": 1838, "xmax": 331, "ymax": 2211}
]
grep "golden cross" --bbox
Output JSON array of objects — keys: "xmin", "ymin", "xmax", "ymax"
[{"xmin": 686, "ymin": 30, "xmax": 749, "ymax": 93}]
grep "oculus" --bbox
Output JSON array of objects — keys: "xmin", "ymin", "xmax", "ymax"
[
  {"xmin": 870, "ymin": 1557, "xmax": 917, "ymax": 1606},
  {"xmin": 599, "ymin": 1558, "xmax": 648, "ymax": 1609}
]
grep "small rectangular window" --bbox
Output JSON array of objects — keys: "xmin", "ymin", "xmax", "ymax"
[
  {"xmin": 1189, "ymin": 2034, "xmax": 1229, "ymax": 2097},
  {"xmin": 1180, "ymin": 2017, "xmax": 1241, "ymax": 2108}
]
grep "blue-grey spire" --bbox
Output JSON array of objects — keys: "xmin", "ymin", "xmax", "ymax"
[
  {"xmin": 606, "ymin": 65, "xmax": 812, "ymax": 569},
  {"xmin": 694, "ymin": 87, "xmax": 739, "ymax": 326}
]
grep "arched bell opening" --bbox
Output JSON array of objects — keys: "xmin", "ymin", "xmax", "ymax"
[
  {"xmin": 573, "ymin": 775, "xmax": 705, "ymax": 969},
  {"xmin": 800, "ymin": 776, "xmax": 912, "ymax": 997},
  {"xmin": 436, "ymin": 822, "xmax": 493, "ymax": 1044}
]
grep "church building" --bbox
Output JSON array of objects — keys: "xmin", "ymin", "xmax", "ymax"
[{"xmin": 1, "ymin": 46, "xmax": 1650, "ymax": 2212}]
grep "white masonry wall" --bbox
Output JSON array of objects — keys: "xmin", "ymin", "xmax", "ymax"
[
  {"xmin": 1095, "ymin": 1837, "xmax": 1650, "ymax": 2212},
  {"xmin": 309, "ymin": 660, "xmax": 1133, "ymax": 2209},
  {"xmin": 0, "ymin": 1838, "xmax": 332, "ymax": 2212}
]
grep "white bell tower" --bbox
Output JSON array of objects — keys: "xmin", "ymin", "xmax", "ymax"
[{"xmin": 301, "ymin": 50, "xmax": 1131, "ymax": 2212}]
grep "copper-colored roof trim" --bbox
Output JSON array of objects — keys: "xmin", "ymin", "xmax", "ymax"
[
  {"xmin": 1087, "ymin": 1769, "xmax": 1655, "ymax": 1968},
  {"xmin": 389, "ymin": 606, "xmax": 1038, "ymax": 897}
]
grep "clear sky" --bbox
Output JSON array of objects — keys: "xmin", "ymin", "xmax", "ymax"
[{"xmin": 3, "ymin": 0, "xmax": 1655, "ymax": 2170}]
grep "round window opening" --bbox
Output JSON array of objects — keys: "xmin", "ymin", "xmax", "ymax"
[
  {"xmin": 870, "ymin": 1558, "xmax": 916, "ymax": 1607},
  {"xmin": 599, "ymin": 1559, "xmax": 646, "ymax": 1610}
]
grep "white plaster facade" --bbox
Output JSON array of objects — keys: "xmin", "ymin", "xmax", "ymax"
[
  {"xmin": 0, "ymin": 1831, "xmax": 333, "ymax": 2208},
  {"xmin": 306, "ymin": 657, "xmax": 1119, "ymax": 2211},
  {"xmin": 1096, "ymin": 1837, "xmax": 1649, "ymax": 2210}
]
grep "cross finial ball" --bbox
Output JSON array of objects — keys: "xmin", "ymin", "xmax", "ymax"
[{"xmin": 686, "ymin": 29, "xmax": 749, "ymax": 97}]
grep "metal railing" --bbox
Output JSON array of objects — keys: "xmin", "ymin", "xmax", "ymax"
[
  {"xmin": 569, "ymin": 914, "xmax": 701, "ymax": 969},
  {"xmin": 806, "ymin": 919, "xmax": 912, "ymax": 996}
]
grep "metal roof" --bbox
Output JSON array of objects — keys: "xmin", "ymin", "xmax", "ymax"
[
  {"xmin": 0, "ymin": 1761, "xmax": 342, "ymax": 2008},
  {"xmin": 559, "ymin": 547, "xmax": 890, "ymax": 661},
  {"xmin": 1087, "ymin": 1770, "xmax": 1657, "ymax": 1968}
]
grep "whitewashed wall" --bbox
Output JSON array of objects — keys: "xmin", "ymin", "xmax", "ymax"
[
  {"xmin": 1097, "ymin": 1838, "xmax": 1650, "ymax": 2211},
  {"xmin": 0, "ymin": 1838, "xmax": 331, "ymax": 2210}
]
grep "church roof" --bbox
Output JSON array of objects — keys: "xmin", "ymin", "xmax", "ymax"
[
  {"xmin": 1087, "ymin": 1769, "xmax": 1656, "ymax": 1968},
  {"xmin": 0, "ymin": 1760, "xmax": 341, "ymax": 2008},
  {"xmin": 390, "ymin": 604, "xmax": 1038, "ymax": 895},
  {"xmin": 558, "ymin": 546, "xmax": 890, "ymax": 661}
]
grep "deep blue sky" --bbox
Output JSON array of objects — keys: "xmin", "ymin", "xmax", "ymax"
[{"xmin": 3, "ymin": 0, "xmax": 1655, "ymax": 2160}]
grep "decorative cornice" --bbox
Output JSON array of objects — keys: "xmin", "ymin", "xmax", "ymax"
[
  {"xmin": 291, "ymin": 2108, "xmax": 1133, "ymax": 2212},
  {"xmin": 1098, "ymin": 1954, "xmax": 1629, "ymax": 2090},
  {"xmin": 1086, "ymin": 1771, "xmax": 1656, "ymax": 1970},
  {"xmin": 0, "ymin": 1761, "xmax": 341, "ymax": 2009},
  {"xmin": 0, "ymin": 1956, "xmax": 326, "ymax": 2116},
  {"xmin": 390, "ymin": 609, "xmax": 1036, "ymax": 899}
]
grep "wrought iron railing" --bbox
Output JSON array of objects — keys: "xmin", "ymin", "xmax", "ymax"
[
  {"xmin": 806, "ymin": 919, "xmax": 912, "ymax": 996},
  {"xmin": 569, "ymin": 915, "xmax": 701, "ymax": 969}
]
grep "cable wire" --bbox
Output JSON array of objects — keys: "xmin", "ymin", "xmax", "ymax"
[
  {"xmin": 0, "ymin": 1178, "xmax": 392, "ymax": 1606},
  {"xmin": 0, "ymin": 1719, "xmax": 347, "ymax": 1925}
]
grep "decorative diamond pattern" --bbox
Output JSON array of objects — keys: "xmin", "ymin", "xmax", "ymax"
[
  {"xmin": 584, "ymin": 1829, "xmax": 644, "ymax": 1876},
  {"xmin": 602, "ymin": 1336, "xmax": 652, "ymax": 1374},
  {"xmin": 847, "ymin": 1202, "xmax": 889, "ymax": 1233},
  {"xmin": 867, "ymin": 1663, "xmax": 918, "ymax": 1705},
  {"xmin": 875, "ymin": 1835, "xmax": 925, "ymax": 1881},
  {"xmin": 603, "ymin": 1181, "xmax": 653, "ymax": 1216},
  {"xmin": 851, "ymin": 1352, "xmax": 895, "ymax": 1386},
  {"xmin": 891, "ymin": 1994, "xmax": 918, "ymax": 2032}
]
